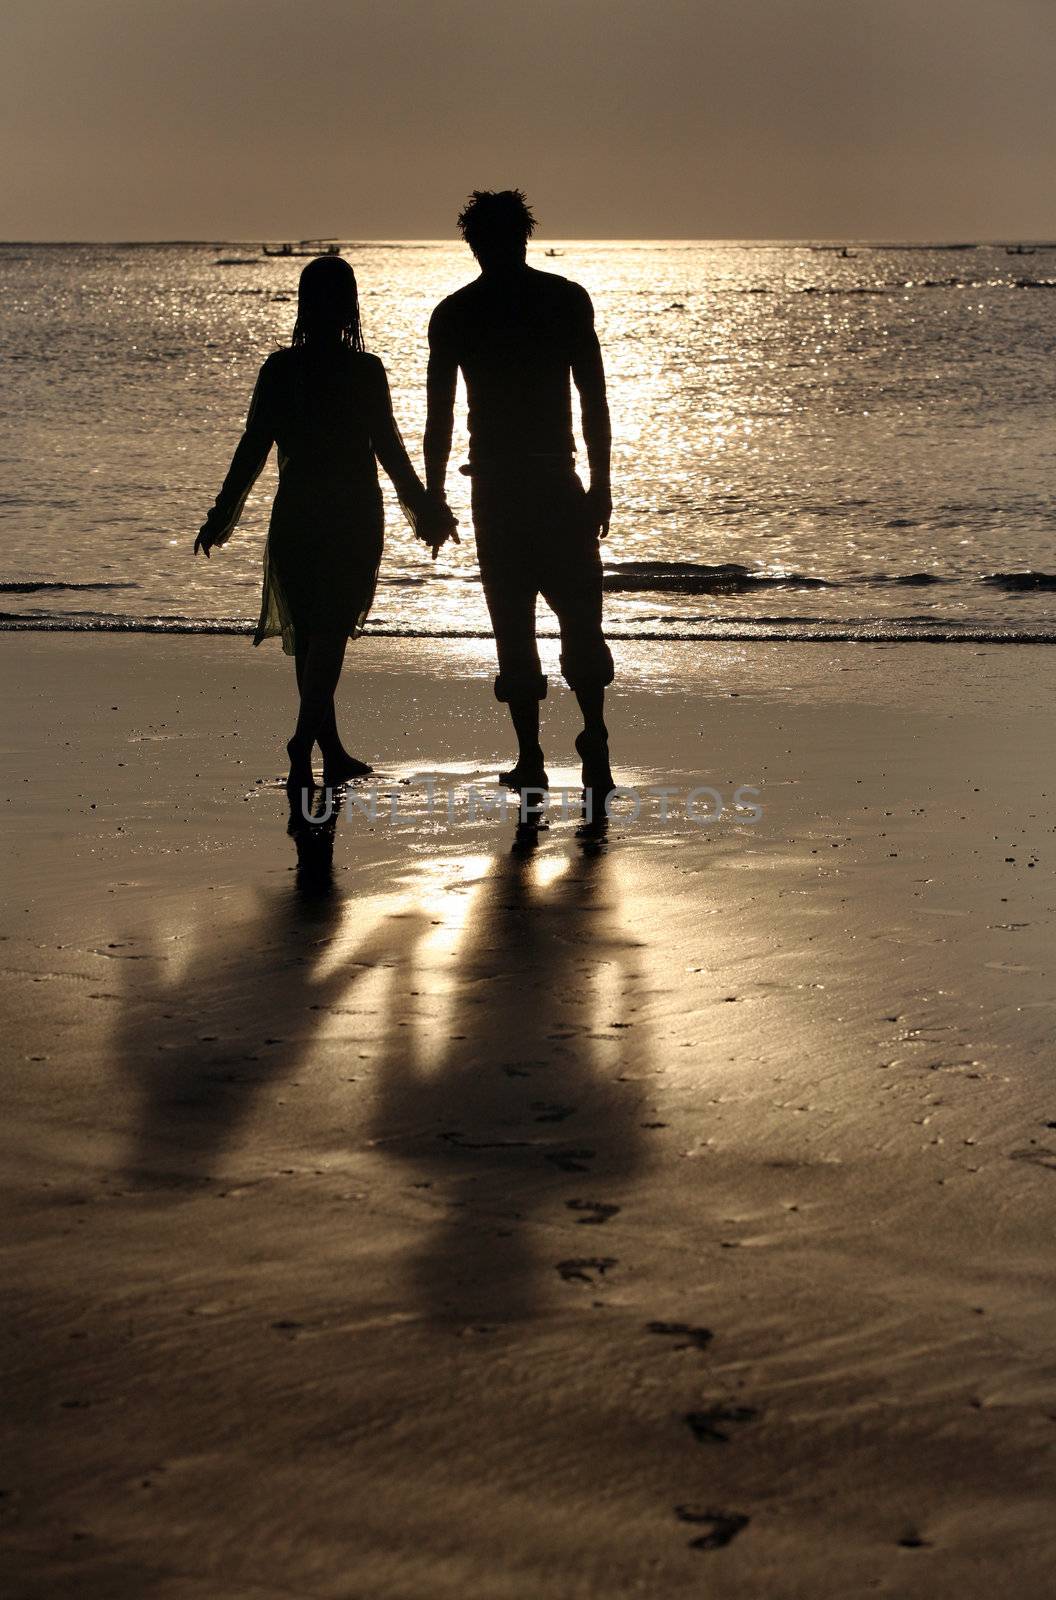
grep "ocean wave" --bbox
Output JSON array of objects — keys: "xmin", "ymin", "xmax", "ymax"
[
  {"xmin": 602, "ymin": 563, "xmax": 1056, "ymax": 596},
  {"xmin": 380, "ymin": 571, "xmax": 467, "ymax": 586},
  {"xmin": 4, "ymin": 570, "xmax": 1051, "ymax": 605},
  {"xmin": 602, "ymin": 562, "xmax": 833, "ymax": 593},
  {"xmin": 0, "ymin": 580, "xmax": 138, "ymax": 593},
  {"xmin": 742, "ymin": 275, "xmax": 1056, "ymax": 296},
  {"xmin": 802, "ymin": 286, "xmax": 890, "ymax": 296},
  {"xmin": 1, "ymin": 615, "xmax": 1053, "ymax": 645},
  {"xmin": 860, "ymin": 571, "xmax": 947, "ymax": 585},
  {"xmin": 981, "ymin": 571, "xmax": 1056, "ymax": 591}
]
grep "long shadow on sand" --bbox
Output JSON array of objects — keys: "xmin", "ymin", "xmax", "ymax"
[
  {"xmin": 115, "ymin": 793, "xmax": 431, "ymax": 1188},
  {"xmin": 369, "ymin": 823, "xmax": 649, "ymax": 1325},
  {"xmin": 114, "ymin": 801, "xmax": 650, "ymax": 1328}
]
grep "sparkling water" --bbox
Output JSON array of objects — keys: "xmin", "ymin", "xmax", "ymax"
[{"xmin": 2, "ymin": 240, "xmax": 1054, "ymax": 642}]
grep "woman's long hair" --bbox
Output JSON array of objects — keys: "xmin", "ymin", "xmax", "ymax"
[{"xmin": 291, "ymin": 256, "xmax": 364, "ymax": 352}]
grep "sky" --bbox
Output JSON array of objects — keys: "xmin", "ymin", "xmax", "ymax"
[{"xmin": 2, "ymin": 0, "xmax": 1054, "ymax": 241}]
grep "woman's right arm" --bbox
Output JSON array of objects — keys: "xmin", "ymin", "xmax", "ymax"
[
  {"xmin": 194, "ymin": 361, "xmax": 276, "ymax": 557},
  {"xmin": 366, "ymin": 356, "xmax": 457, "ymax": 556}
]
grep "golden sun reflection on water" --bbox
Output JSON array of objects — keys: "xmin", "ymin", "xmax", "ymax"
[{"xmin": 7, "ymin": 241, "xmax": 1052, "ymax": 645}]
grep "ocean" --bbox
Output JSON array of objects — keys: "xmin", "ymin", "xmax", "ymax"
[{"xmin": 2, "ymin": 240, "xmax": 1054, "ymax": 645}]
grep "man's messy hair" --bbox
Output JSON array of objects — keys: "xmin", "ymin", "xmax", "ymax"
[{"xmin": 457, "ymin": 189, "xmax": 537, "ymax": 255}]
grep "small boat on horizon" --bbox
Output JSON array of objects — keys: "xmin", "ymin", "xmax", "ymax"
[{"xmin": 261, "ymin": 242, "xmax": 343, "ymax": 258}]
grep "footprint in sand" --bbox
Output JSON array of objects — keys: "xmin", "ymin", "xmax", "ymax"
[
  {"xmin": 646, "ymin": 1320, "xmax": 713, "ymax": 1352},
  {"xmin": 684, "ymin": 1405, "xmax": 759, "ymax": 1443},
  {"xmin": 439, "ymin": 1131, "xmax": 531, "ymax": 1152},
  {"xmin": 546, "ymin": 1148, "xmax": 595, "ymax": 1173},
  {"xmin": 533, "ymin": 1102, "xmax": 577, "ymax": 1123},
  {"xmin": 502, "ymin": 1060, "xmax": 547, "ymax": 1078},
  {"xmin": 556, "ymin": 1257, "xmax": 618, "ymax": 1284},
  {"xmin": 566, "ymin": 1199, "xmax": 621, "ymax": 1225},
  {"xmin": 674, "ymin": 1506, "xmax": 750, "ymax": 1550},
  {"xmin": 1009, "ymin": 1145, "xmax": 1056, "ymax": 1170}
]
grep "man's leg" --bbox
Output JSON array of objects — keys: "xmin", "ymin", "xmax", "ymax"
[
  {"xmin": 573, "ymin": 683, "xmax": 607, "ymax": 743},
  {"xmin": 504, "ymin": 696, "xmax": 544, "ymax": 785},
  {"xmin": 477, "ymin": 535, "xmax": 549, "ymax": 789},
  {"xmin": 541, "ymin": 520, "xmax": 615, "ymax": 797}
]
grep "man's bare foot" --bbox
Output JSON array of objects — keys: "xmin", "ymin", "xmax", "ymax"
[
  {"xmin": 499, "ymin": 749, "xmax": 549, "ymax": 792},
  {"xmin": 575, "ymin": 730, "xmax": 615, "ymax": 800},
  {"xmin": 322, "ymin": 751, "xmax": 373, "ymax": 786}
]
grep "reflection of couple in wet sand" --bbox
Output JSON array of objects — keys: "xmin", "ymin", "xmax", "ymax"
[
  {"xmin": 195, "ymin": 190, "xmax": 616, "ymax": 803},
  {"xmin": 121, "ymin": 825, "xmax": 646, "ymax": 1324}
]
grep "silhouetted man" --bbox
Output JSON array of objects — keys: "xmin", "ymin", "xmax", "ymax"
[{"xmin": 425, "ymin": 190, "xmax": 615, "ymax": 798}]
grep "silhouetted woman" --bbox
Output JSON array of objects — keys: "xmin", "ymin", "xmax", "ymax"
[{"xmin": 195, "ymin": 256, "xmax": 455, "ymax": 791}]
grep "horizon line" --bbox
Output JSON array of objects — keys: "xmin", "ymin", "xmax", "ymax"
[{"xmin": 3, "ymin": 235, "xmax": 1055, "ymax": 248}]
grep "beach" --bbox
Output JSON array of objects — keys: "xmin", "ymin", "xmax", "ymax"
[{"xmin": 2, "ymin": 632, "xmax": 1053, "ymax": 1597}]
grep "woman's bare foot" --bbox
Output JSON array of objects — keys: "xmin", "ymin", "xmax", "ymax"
[
  {"xmin": 286, "ymin": 737, "xmax": 316, "ymax": 797},
  {"xmin": 321, "ymin": 751, "xmax": 373, "ymax": 786}
]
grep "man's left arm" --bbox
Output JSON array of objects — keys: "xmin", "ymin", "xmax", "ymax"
[{"xmin": 570, "ymin": 287, "xmax": 612, "ymax": 538}]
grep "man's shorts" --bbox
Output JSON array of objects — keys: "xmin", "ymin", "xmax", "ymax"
[{"xmin": 470, "ymin": 462, "xmax": 615, "ymax": 703}]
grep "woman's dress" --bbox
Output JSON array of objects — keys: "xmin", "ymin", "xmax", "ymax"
[{"xmin": 200, "ymin": 346, "xmax": 430, "ymax": 655}]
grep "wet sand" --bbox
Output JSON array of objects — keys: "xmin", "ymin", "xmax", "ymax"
[{"xmin": 2, "ymin": 634, "xmax": 1054, "ymax": 1598}]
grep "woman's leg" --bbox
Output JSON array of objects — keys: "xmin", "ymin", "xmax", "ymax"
[
  {"xmin": 289, "ymin": 632, "xmax": 372, "ymax": 787},
  {"xmin": 295, "ymin": 641, "xmax": 350, "ymax": 769},
  {"xmin": 287, "ymin": 631, "xmax": 347, "ymax": 788}
]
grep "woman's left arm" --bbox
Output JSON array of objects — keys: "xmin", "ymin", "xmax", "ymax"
[{"xmin": 194, "ymin": 361, "xmax": 276, "ymax": 557}]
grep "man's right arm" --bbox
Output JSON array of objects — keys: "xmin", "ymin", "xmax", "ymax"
[{"xmin": 424, "ymin": 303, "xmax": 458, "ymax": 495}]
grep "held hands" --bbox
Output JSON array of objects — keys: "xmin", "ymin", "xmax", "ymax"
[
  {"xmin": 586, "ymin": 482, "xmax": 612, "ymax": 539},
  {"xmin": 419, "ymin": 493, "xmax": 460, "ymax": 561}
]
